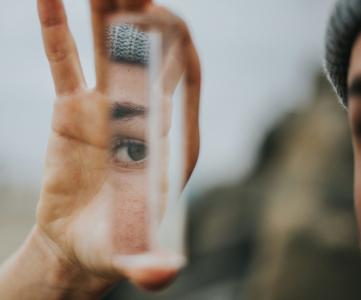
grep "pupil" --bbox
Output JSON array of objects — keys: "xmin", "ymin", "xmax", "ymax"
[{"xmin": 128, "ymin": 143, "xmax": 146, "ymax": 161}]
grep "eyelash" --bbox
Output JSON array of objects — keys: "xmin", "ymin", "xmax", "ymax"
[{"xmin": 111, "ymin": 137, "xmax": 148, "ymax": 169}]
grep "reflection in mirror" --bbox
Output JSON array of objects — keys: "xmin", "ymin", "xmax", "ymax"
[{"xmin": 96, "ymin": 19, "xmax": 188, "ymax": 269}]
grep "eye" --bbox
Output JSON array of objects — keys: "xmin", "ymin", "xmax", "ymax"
[{"xmin": 112, "ymin": 138, "xmax": 148, "ymax": 168}]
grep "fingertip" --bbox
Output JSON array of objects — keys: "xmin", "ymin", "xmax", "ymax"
[
  {"xmin": 115, "ymin": 0, "xmax": 153, "ymax": 10},
  {"xmin": 112, "ymin": 253, "xmax": 184, "ymax": 291},
  {"xmin": 130, "ymin": 267, "xmax": 178, "ymax": 291},
  {"xmin": 37, "ymin": 0, "xmax": 66, "ymax": 28}
]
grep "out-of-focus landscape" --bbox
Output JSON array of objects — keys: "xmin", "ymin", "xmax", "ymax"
[
  {"xmin": 2, "ymin": 0, "xmax": 361, "ymax": 299},
  {"xmin": 104, "ymin": 74, "xmax": 361, "ymax": 299}
]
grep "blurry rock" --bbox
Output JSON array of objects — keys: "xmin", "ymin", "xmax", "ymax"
[{"xmin": 244, "ymin": 74, "xmax": 361, "ymax": 300}]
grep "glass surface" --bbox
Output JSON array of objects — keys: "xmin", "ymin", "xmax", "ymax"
[{"xmin": 99, "ymin": 16, "xmax": 188, "ymax": 271}]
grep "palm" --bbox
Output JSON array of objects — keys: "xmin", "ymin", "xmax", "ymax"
[{"xmin": 37, "ymin": 91, "xmax": 108, "ymax": 268}]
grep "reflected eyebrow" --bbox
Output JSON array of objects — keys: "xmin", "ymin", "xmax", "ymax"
[
  {"xmin": 348, "ymin": 75, "xmax": 361, "ymax": 98},
  {"xmin": 111, "ymin": 102, "xmax": 148, "ymax": 120}
]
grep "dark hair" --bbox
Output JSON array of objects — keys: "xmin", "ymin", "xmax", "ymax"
[{"xmin": 324, "ymin": 0, "xmax": 361, "ymax": 107}]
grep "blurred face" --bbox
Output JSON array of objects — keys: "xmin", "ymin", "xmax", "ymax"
[{"xmin": 346, "ymin": 33, "xmax": 361, "ymax": 238}]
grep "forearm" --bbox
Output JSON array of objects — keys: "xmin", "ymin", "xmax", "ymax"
[{"xmin": 0, "ymin": 227, "xmax": 110, "ymax": 300}]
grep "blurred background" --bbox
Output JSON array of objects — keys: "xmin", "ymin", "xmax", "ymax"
[{"xmin": 1, "ymin": 0, "xmax": 361, "ymax": 299}]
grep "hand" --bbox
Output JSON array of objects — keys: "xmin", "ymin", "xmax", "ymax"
[{"xmin": 0, "ymin": 0, "xmax": 201, "ymax": 299}]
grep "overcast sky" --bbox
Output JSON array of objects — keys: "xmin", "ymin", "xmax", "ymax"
[{"xmin": 0, "ymin": 0, "xmax": 337, "ymax": 192}]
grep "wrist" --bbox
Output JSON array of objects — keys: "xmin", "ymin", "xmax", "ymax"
[{"xmin": 0, "ymin": 226, "xmax": 112, "ymax": 300}]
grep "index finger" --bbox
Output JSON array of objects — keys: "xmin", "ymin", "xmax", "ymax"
[
  {"xmin": 90, "ymin": 0, "xmax": 117, "ymax": 91},
  {"xmin": 38, "ymin": 0, "xmax": 85, "ymax": 96}
]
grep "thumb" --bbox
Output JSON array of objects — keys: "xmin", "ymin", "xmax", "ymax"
[{"xmin": 112, "ymin": 253, "xmax": 184, "ymax": 291}]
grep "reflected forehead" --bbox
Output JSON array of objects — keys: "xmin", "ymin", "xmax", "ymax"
[{"xmin": 107, "ymin": 63, "xmax": 149, "ymax": 107}]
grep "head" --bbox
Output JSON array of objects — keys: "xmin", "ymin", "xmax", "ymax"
[{"xmin": 325, "ymin": 0, "xmax": 361, "ymax": 240}]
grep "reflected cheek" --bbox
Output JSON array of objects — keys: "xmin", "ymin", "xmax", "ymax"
[{"xmin": 106, "ymin": 170, "xmax": 150, "ymax": 254}]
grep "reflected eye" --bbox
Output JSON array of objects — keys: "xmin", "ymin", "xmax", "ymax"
[{"xmin": 112, "ymin": 139, "xmax": 148, "ymax": 168}]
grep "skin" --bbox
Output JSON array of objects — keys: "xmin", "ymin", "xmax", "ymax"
[
  {"xmin": 107, "ymin": 61, "xmax": 172, "ymax": 212},
  {"xmin": 0, "ymin": 0, "xmax": 201, "ymax": 299},
  {"xmin": 347, "ymin": 34, "xmax": 361, "ymax": 240}
]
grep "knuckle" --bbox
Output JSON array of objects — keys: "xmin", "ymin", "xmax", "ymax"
[
  {"xmin": 41, "ymin": 16, "xmax": 64, "ymax": 28},
  {"xmin": 47, "ymin": 46, "xmax": 69, "ymax": 63},
  {"xmin": 48, "ymin": 50, "xmax": 68, "ymax": 63}
]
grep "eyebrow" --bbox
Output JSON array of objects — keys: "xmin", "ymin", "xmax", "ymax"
[
  {"xmin": 111, "ymin": 102, "xmax": 148, "ymax": 120},
  {"xmin": 348, "ymin": 75, "xmax": 361, "ymax": 98}
]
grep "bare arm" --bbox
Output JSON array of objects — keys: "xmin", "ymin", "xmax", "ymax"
[{"xmin": 0, "ymin": 228, "xmax": 110, "ymax": 300}]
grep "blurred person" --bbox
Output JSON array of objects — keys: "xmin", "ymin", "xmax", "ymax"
[
  {"xmin": 325, "ymin": 0, "xmax": 361, "ymax": 241},
  {"xmin": 0, "ymin": 0, "xmax": 201, "ymax": 299}
]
